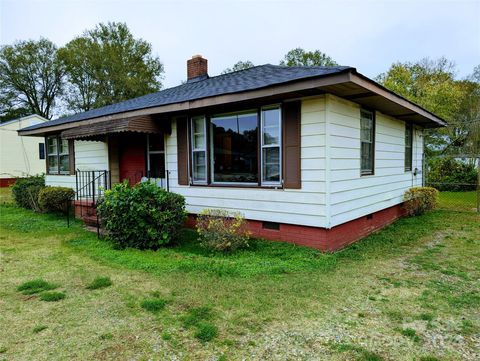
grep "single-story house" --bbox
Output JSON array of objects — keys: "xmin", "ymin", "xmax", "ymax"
[
  {"xmin": 18, "ymin": 55, "xmax": 445, "ymax": 250},
  {"xmin": 1, "ymin": 114, "xmax": 48, "ymax": 187}
]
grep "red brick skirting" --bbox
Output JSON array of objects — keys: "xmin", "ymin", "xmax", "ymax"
[
  {"xmin": 186, "ymin": 203, "xmax": 406, "ymax": 252},
  {"xmin": 0, "ymin": 178, "xmax": 16, "ymax": 187}
]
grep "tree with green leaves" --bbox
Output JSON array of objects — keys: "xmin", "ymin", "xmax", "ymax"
[
  {"xmin": 59, "ymin": 22, "xmax": 164, "ymax": 112},
  {"xmin": 221, "ymin": 60, "xmax": 255, "ymax": 74},
  {"xmin": 0, "ymin": 38, "xmax": 64, "ymax": 120},
  {"xmin": 377, "ymin": 58, "xmax": 480, "ymax": 155},
  {"xmin": 280, "ymin": 48, "xmax": 338, "ymax": 67}
]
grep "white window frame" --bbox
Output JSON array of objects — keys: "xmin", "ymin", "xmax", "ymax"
[
  {"xmin": 190, "ymin": 115, "xmax": 208, "ymax": 184},
  {"xmin": 260, "ymin": 105, "xmax": 282, "ymax": 186},
  {"xmin": 404, "ymin": 123, "xmax": 413, "ymax": 172},
  {"xmin": 360, "ymin": 109, "xmax": 375, "ymax": 176},
  {"xmin": 47, "ymin": 136, "xmax": 70, "ymax": 175}
]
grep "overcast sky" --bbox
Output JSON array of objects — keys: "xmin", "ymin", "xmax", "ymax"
[{"xmin": 1, "ymin": 0, "xmax": 479, "ymax": 88}]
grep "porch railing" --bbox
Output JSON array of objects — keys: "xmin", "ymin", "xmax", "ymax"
[
  {"xmin": 75, "ymin": 170, "xmax": 111, "ymax": 204},
  {"xmin": 122, "ymin": 170, "xmax": 169, "ymax": 191}
]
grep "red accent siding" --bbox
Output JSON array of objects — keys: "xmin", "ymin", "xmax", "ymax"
[
  {"xmin": 119, "ymin": 134, "xmax": 146, "ymax": 185},
  {"xmin": 185, "ymin": 204, "xmax": 406, "ymax": 252},
  {"xmin": 0, "ymin": 178, "xmax": 16, "ymax": 187}
]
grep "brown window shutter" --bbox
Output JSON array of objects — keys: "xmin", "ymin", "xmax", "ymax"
[
  {"xmin": 282, "ymin": 101, "xmax": 301, "ymax": 189},
  {"xmin": 176, "ymin": 116, "xmax": 189, "ymax": 185},
  {"xmin": 68, "ymin": 139, "xmax": 75, "ymax": 175}
]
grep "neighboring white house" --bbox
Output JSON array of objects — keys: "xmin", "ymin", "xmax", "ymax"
[
  {"xmin": 19, "ymin": 56, "xmax": 444, "ymax": 251},
  {"xmin": 0, "ymin": 114, "xmax": 47, "ymax": 186}
]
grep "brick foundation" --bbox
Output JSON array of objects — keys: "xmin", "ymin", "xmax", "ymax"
[
  {"xmin": 186, "ymin": 203, "xmax": 406, "ymax": 252},
  {"xmin": 0, "ymin": 178, "xmax": 16, "ymax": 187}
]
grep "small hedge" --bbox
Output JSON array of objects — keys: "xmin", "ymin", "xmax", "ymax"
[
  {"xmin": 38, "ymin": 186, "xmax": 75, "ymax": 214},
  {"xmin": 97, "ymin": 181, "xmax": 186, "ymax": 249},
  {"xmin": 403, "ymin": 187, "xmax": 439, "ymax": 216},
  {"xmin": 196, "ymin": 209, "xmax": 251, "ymax": 253},
  {"xmin": 11, "ymin": 175, "xmax": 45, "ymax": 211}
]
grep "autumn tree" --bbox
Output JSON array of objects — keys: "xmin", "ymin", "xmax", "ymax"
[
  {"xmin": 280, "ymin": 48, "xmax": 338, "ymax": 67},
  {"xmin": 377, "ymin": 58, "xmax": 480, "ymax": 155},
  {"xmin": 59, "ymin": 22, "xmax": 164, "ymax": 112},
  {"xmin": 0, "ymin": 38, "xmax": 64, "ymax": 120}
]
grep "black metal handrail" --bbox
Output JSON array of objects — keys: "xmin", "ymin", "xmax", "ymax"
[{"xmin": 75, "ymin": 170, "xmax": 111, "ymax": 204}]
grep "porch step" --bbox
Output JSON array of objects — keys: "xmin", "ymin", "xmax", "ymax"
[{"xmin": 82, "ymin": 215, "xmax": 99, "ymax": 227}]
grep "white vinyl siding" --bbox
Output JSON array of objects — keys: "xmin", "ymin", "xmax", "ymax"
[
  {"xmin": 326, "ymin": 94, "xmax": 423, "ymax": 227},
  {"xmin": 74, "ymin": 140, "xmax": 109, "ymax": 171},
  {"xmin": 166, "ymin": 96, "xmax": 327, "ymax": 227},
  {"xmin": 45, "ymin": 140, "xmax": 109, "ymax": 190}
]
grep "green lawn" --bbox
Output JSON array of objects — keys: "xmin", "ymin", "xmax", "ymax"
[
  {"xmin": 0, "ymin": 187, "xmax": 12, "ymax": 204},
  {"xmin": 438, "ymin": 191, "xmax": 478, "ymax": 212},
  {"xmin": 0, "ymin": 199, "xmax": 479, "ymax": 360}
]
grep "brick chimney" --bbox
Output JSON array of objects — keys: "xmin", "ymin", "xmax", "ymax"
[{"xmin": 187, "ymin": 55, "xmax": 208, "ymax": 82}]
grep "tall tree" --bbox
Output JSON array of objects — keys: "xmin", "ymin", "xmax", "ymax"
[
  {"xmin": 280, "ymin": 48, "xmax": 338, "ymax": 67},
  {"xmin": 377, "ymin": 58, "xmax": 479, "ymax": 155},
  {"xmin": 0, "ymin": 38, "xmax": 64, "ymax": 119},
  {"xmin": 58, "ymin": 37, "xmax": 98, "ymax": 113},
  {"xmin": 221, "ymin": 60, "xmax": 255, "ymax": 74},
  {"xmin": 59, "ymin": 22, "xmax": 164, "ymax": 112}
]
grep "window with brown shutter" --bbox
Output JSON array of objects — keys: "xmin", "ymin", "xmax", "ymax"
[
  {"xmin": 176, "ymin": 116, "xmax": 189, "ymax": 185},
  {"xmin": 282, "ymin": 101, "xmax": 301, "ymax": 189}
]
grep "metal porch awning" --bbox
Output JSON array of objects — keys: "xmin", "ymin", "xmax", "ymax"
[{"xmin": 61, "ymin": 115, "xmax": 171, "ymax": 140}]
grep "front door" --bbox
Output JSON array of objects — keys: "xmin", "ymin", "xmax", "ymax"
[
  {"xmin": 118, "ymin": 133, "xmax": 165, "ymax": 185},
  {"xmin": 119, "ymin": 133, "xmax": 146, "ymax": 185}
]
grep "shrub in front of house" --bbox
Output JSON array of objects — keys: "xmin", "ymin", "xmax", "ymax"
[
  {"xmin": 196, "ymin": 209, "xmax": 251, "ymax": 252},
  {"xmin": 426, "ymin": 157, "xmax": 477, "ymax": 191},
  {"xmin": 11, "ymin": 175, "xmax": 45, "ymax": 211},
  {"xmin": 38, "ymin": 186, "xmax": 75, "ymax": 214},
  {"xmin": 97, "ymin": 181, "xmax": 186, "ymax": 249},
  {"xmin": 403, "ymin": 187, "xmax": 439, "ymax": 216}
]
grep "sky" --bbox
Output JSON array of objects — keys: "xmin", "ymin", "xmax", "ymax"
[{"xmin": 1, "ymin": 0, "xmax": 479, "ymax": 88}]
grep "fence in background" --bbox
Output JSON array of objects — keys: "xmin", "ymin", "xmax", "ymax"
[{"xmin": 424, "ymin": 154, "xmax": 480, "ymax": 213}]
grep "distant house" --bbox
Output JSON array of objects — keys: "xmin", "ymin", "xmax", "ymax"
[
  {"xmin": 19, "ymin": 56, "xmax": 445, "ymax": 250},
  {"xmin": 0, "ymin": 114, "xmax": 47, "ymax": 187}
]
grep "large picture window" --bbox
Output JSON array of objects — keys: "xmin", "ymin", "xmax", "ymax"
[
  {"xmin": 189, "ymin": 105, "xmax": 283, "ymax": 186},
  {"xmin": 46, "ymin": 136, "xmax": 71, "ymax": 175},
  {"xmin": 211, "ymin": 111, "xmax": 258, "ymax": 183},
  {"xmin": 405, "ymin": 123, "xmax": 413, "ymax": 171},
  {"xmin": 360, "ymin": 109, "xmax": 375, "ymax": 176}
]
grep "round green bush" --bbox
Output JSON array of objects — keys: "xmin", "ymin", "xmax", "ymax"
[
  {"xmin": 97, "ymin": 181, "xmax": 186, "ymax": 249},
  {"xmin": 403, "ymin": 187, "xmax": 439, "ymax": 216},
  {"xmin": 38, "ymin": 186, "xmax": 75, "ymax": 214},
  {"xmin": 11, "ymin": 175, "xmax": 45, "ymax": 211}
]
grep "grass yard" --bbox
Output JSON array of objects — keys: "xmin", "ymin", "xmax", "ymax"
[
  {"xmin": 0, "ymin": 187, "xmax": 12, "ymax": 204},
  {"xmin": 438, "ymin": 191, "xmax": 478, "ymax": 212},
  {"xmin": 0, "ymin": 193, "xmax": 479, "ymax": 360}
]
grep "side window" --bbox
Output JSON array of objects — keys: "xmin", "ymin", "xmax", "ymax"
[
  {"xmin": 47, "ymin": 136, "xmax": 59, "ymax": 174},
  {"xmin": 360, "ymin": 109, "xmax": 375, "ymax": 176},
  {"xmin": 261, "ymin": 107, "xmax": 281, "ymax": 185},
  {"xmin": 405, "ymin": 124, "xmax": 413, "ymax": 171},
  {"xmin": 46, "ymin": 136, "xmax": 72, "ymax": 175},
  {"xmin": 191, "ymin": 116, "xmax": 207, "ymax": 183}
]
